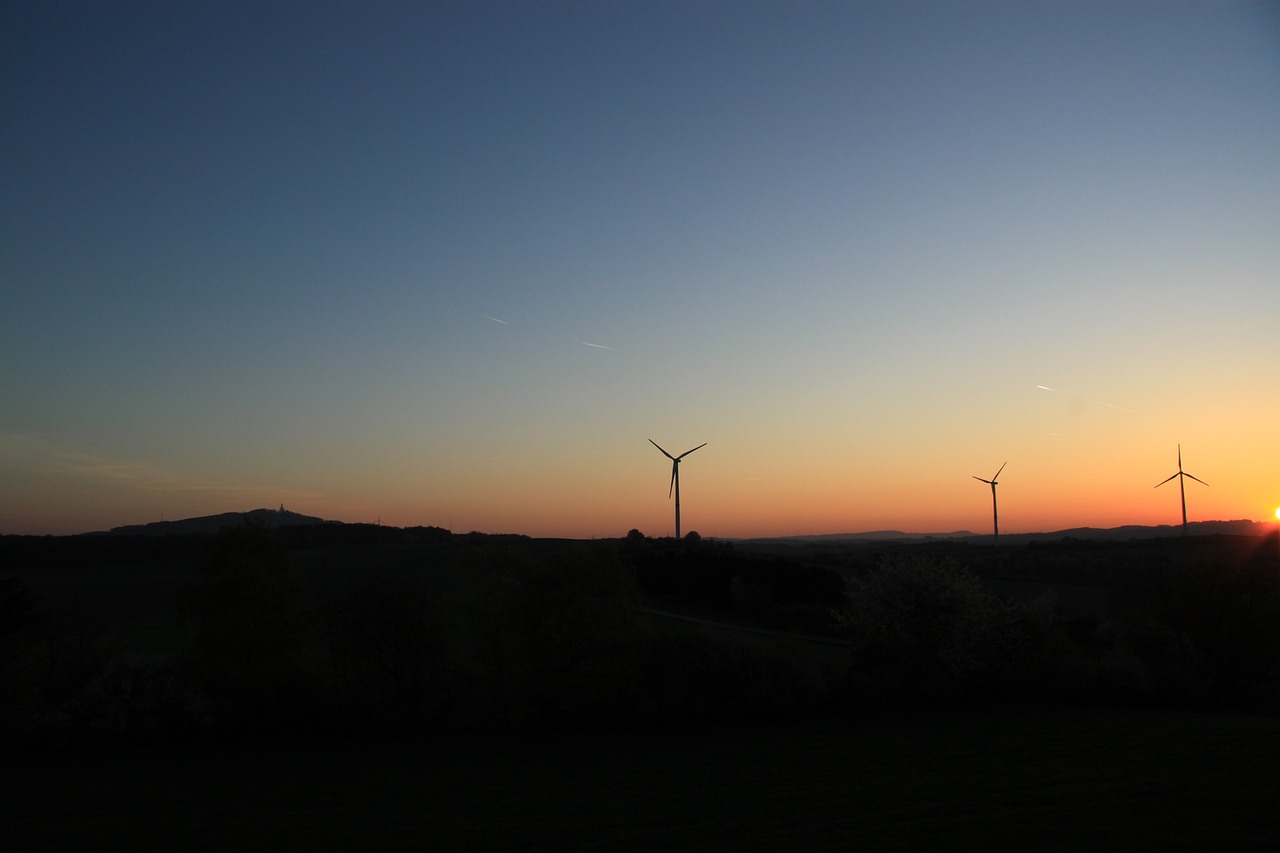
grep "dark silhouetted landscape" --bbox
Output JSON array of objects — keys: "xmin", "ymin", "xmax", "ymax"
[
  {"xmin": 7, "ymin": 2, "xmax": 1278, "ymax": 848},
  {"xmin": 5, "ymin": 513, "xmax": 1279, "ymax": 849}
]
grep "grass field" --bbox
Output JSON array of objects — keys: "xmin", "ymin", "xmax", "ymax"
[
  {"xmin": 8, "ymin": 542, "xmax": 487, "ymax": 657},
  {"xmin": 7, "ymin": 537, "xmax": 1279, "ymax": 850},
  {"xmin": 8, "ymin": 704, "xmax": 1278, "ymax": 851},
  {"xmin": 10, "ymin": 540, "xmax": 838, "ymax": 663}
]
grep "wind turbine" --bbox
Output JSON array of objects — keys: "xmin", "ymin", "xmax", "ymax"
[
  {"xmin": 1155, "ymin": 444, "xmax": 1208, "ymax": 534},
  {"xmin": 972, "ymin": 462, "xmax": 1006, "ymax": 541},
  {"xmin": 649, "ymin": 439, "xmax": 706, "ymax": 539}
]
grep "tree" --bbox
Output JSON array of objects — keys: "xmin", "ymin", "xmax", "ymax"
[
  {"xmin": 174, "ymin": 524, "xmax": 310, "ymax": 719},
  {"xmin": 0, "ymin": 576, "xmax": 41, "ymax": 730},
  {"xmin": 327, "ymin": 572, "xmax": 452, "ymax": 725},
  {"xmin": 477, "ymin": 546, "xmax": 644, "ymax": 727},
  {"xmin": 834, "ymin": 554, "xmax": 1060, "ymax": 700}
]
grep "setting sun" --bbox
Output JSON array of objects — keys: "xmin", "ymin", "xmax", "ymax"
[{"xmin": 1274, "ymin": 507, "xmax": 1280, "ymax": 521}]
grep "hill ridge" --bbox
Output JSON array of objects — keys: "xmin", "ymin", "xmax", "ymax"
[{"xmin": 107, "ymin": 507, "xmax": 335, "ymax": 536}]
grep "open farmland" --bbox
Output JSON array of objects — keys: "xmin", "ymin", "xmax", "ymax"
[
  {"xmin": 3, "ymin": 526, "xmax": 1278, "ymax": 851},
  {"xmin": 7, "ymin": 704, "xmax": 1279, "ymax": 851}
]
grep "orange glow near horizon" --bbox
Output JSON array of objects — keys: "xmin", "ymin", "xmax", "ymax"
[{"xmin": 2, "ymin": 420, "xmax": 1277, "ymax": 538}]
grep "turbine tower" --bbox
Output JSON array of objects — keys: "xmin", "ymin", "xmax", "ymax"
[
  {"xmin": 649, "ymin": 439, "xmax": 706, "ymax": 539},
  {"xmin": 972, "ymin": 462, "xmax": 1006, "ymax": 541},
  {"xmin": 1155, "ymin": 444, "xmax": 1208, "ymax": 535}
]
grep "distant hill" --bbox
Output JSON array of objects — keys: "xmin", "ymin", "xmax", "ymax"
[
  {"xmin": 748, "ymin": 530, "xmax": 977, "ymax": 544},
  {"xmin": 741, "ymin": 519, "xmax": 1271, "ymax": 545},
  {"xmin": 987, "ymin": 519, "xmax": 1272, "ymax": 544},
  {"xmin": 95, "ymin": 513, "xmax": 1272, "ymax": 542},
  {"xmin": 107, "ymin": 508, "xmax": 337, "ymax": 536}
]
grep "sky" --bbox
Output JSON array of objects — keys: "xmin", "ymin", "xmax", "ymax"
[{"xmin": 2, "ymin": 1, "xmax": 1278, "ymax": 538}]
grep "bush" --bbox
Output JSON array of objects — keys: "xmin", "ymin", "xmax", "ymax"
[
  {"xmin": 58, "ymin": 657, "xmax": 213, "ymax": 739},
  {"xmin": 635, "ymin": 630, "xmax": 831, "ymax": 725},
  {"xmin": 1124, "ymin": 556, "xmax": 1280, "ymax": 703},
  {"xmin": 835, "ymin": 555, "xmax": 1068, "ymax": 702},
  {"xmin": 0, "ymin": 576, "xmax": 45, "ymax": 734},
  {"xmin": 474, "ymin": 547, "xmax": 646, "ymax": 728},
  {"xmin": 326, "ymin": 572, "xmax": 458, "ymax": 726},
  {"xmin": 0, "ymin": 576, "xmax": 121, "ymax": 740},
  {"xmin": 629, "ymin": 540, "xmax": 845, "ymax": 619},
  {"xmin": 173, "ymin": 524, "xmax": 316, "ymax": 724}
]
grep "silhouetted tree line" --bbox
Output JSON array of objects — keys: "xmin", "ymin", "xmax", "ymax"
[
  {"xmin": 621, "ymin": 533, "xmax": 846, "ymax": 633},
  {"xmin": 273, "ymin": 523, "xmax": 454, "ymax": 549},
  {"xmin": 831, "ymin": 537, "xmax": 1280, "ymax": 705},
  {"xmin": 0, "ymin": 533, "xmax": 214, "ymax": 570},
  {"xmin": 0, "ymin": 574, "xmax": 129, "ymax": 739},
  {"xmin": 0, "ymin": 524, "xmax": 455, "ymax": 571},
  {"xmin": 2, "ymin": 528, "xmax": 1278, "ymax": 744}
]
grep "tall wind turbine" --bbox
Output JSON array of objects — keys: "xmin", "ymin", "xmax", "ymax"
[
  {"xmin": 1155, "ymin": 444, "xmax": 1208, "ymax": 534},
  {"xmin": 649, "ymin": 439, "xmax": 706, "ymax": 539},
  {"xmin": 973, "ymin": 462, "xmax": 1006, "ymax": 541}
]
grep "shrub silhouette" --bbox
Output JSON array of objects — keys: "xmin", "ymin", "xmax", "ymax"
[
  {"xmin": 326, "ymin": 571, "xmax": 456, "ymax": 726},
  {"xmin": 0, "ymin": 576, "xmax": 42, "ymax": 733},
  {"xmin": 174, "ymin": 524, "xmax": 313, "ymax": 722},
  {"xmin": 628, "ymin": 538, "xmax": 844, "ymax": 621},
  {"xmin": 0, "ymin": 575, "xmax": 120, "ymax": 738},
  {"xmin": 635, "ymin": 630, "xmax": 830, "ymax": 725},
  {"xmin": 1125, "ymin": 555, "xmax": 1280, "ymax": 703},
  {"xmin": 475, "ymin": 546, "xmax": 645, "ymax": 728},
  {"xmin": 62, "ymin": 657, "xmax": 212, "ymax": 738},
  {"xmin": 836, "ymin": 555, "xmax": 1067, "ymax": 701}
]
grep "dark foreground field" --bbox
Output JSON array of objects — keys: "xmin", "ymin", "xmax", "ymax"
[{"xmin": 8, "ymin": 704, "xmax": 1278, "ymax": 852}]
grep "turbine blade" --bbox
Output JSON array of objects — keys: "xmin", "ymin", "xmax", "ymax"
[
  {"xmin": 649, "ymin": 439, "xmax": 675, "ymax": 460},
  {"xmin": 973, "ymin": 476, "xmax": 992, "ymax": 484},
  {"xmin": 1155, "ymin": 473, "xmax": 1179, "ymax": 488},
  {"xmin": 677, "ymin": 442, "xmax": 708, "ymax": 459},
  {"xmin": 668, "ymin": 464, "xmax": 677, "ymax": 498},
  {"xmin": 993, "ymin": 462, "xmax": 1007, "ymax": 480},
  {"xmin": 1184, "ymin": 473, "xmax": 1209, "ymax": 486}
]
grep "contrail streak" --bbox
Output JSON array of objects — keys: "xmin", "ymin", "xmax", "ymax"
[
  {"xmin": 1036, "ymin": 383, "xmax": 1134, "ymax": 413},
  {"xmin": 482, "ymin": 315, "xmax": 508, "ymax": 325},
  {"xmin": 582, "ymin": 342, "xmax": 615, "ymax": 350}
]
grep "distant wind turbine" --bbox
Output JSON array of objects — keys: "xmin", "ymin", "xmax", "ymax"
[
  {"xmin": 649, "ymin": 439, "xmax": 706, "ymax": 539},
  {"xmin": 972, "ymin": 462, "xmax": 1006, "ymax": 541},
  {"xmin": 1155, "ymin": 444, "xmax": 1207, "ymax": 534}
]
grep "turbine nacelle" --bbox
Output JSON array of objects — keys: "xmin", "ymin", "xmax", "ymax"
[
  {"xmin": 650, "ymin": 439, "xmax": 707, "ymax": 463},
  {"xmin": 1154, "ymin": 443, "xmax": 1208, "ymax": 489},
  {"xmin": 971, "ymin": 461, "xmax": 1006, "ymax": 487}
]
